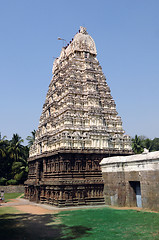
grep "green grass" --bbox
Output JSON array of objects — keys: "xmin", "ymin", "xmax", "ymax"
[
  {"xmin": 0, "ymin": 206, "xmax": 20, "ymax": 215},
  {"xmin": 56, "ymin": 207, "xmax": 159, "ymax": 240},
  {"xmin": 0, "ymin": 206, "xmax": 159, "ymax": 239},
  {"xmin": 4, "ymin": 192, "xmax": 23, "ymax": 202}
]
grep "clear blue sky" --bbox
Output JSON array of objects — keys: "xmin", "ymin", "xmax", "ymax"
[{"xmin": 0, "ymin": 0, "xmax": 159, "ymax": 144}]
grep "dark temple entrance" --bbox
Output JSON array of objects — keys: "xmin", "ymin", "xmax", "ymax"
[{"xmin": 129, "ymin": 181, "xmax": 142, "ymax": 208}]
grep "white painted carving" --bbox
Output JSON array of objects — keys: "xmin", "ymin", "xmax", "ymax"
[{"xmin": 30, "ymin": 27, "xmax": 132, "ymax": 157}]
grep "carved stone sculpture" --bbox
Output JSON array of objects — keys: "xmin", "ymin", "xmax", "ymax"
[{"xmin": 25, "ymin": 27, "xmax": 132, "ymax": 206}]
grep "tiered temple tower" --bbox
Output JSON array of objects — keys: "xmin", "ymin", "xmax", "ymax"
[{"xmin": 25, "ymin": 27, "xmax": 132, "ymax": 206}]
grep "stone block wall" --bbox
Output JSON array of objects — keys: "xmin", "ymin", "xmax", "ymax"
[
  {"xmin": 0, "ymin": 185, "xmax": 25, "ymax": 193},
  {"xmin": 102, "ymin": 170, "xmax": 159, "ymax": 211}
]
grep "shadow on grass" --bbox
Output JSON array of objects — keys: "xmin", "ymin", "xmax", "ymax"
[
  {"xmin": 59, "ymin": 225, "xmax": 92, "ymax": 239},
  {"xmin": 0, "ymin": 212, "xmax": 92, "ymax": 240}
]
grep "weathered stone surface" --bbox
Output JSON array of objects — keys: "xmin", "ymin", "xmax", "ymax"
[
  {"xmin": 25, "ymin": 27, "xmax": 132, "ymax": 207},
  {"xmin": 0, "ymin": 185, "xmax": 25, "ymax": 193},
  {"xmin": 101, "ymin": 151, "xmax": 159, "ymax": 211},
  {"xmin": 29, "ymin": 27, "xmax": 132, "ymax": 157}
]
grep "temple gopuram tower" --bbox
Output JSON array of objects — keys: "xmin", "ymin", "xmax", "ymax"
[{"xmin": 25, "ymin": 27, "xmax": 132, "ymax": 206}]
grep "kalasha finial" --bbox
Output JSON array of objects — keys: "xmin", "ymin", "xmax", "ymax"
[{"xmin": 80, "ymin": 26, "xmax": 87, "ymax": 34}]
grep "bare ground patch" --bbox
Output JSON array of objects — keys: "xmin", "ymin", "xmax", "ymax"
[{"xmin": 14, "ymin": 204, "xmax": 60, "ymax": 215}]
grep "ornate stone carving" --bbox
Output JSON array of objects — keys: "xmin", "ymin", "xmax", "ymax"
[{"xmin": 25, "ymin": 27, "xmax": 132, "ymax": 207}]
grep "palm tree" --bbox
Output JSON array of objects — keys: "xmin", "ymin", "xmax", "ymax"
[
  {"xmin": 0, "ymin": 133, "xmax": 29, "ymax": 184},
  {"xmin": 0, "ymin": 138, "xmax": 7, "ymax": 158},
  {"xmin": 132, "ymin": 135, "xmax": 144, "ymax": 154},
  {"xmin": 0, "ymin": 135, "xmax": 11, "ymax": 181},
  {"xmin": 7, "ymin": 134, "xmax": 29, "ymax": 183},
  {"xmin": 26, "ymin": 130, "xmax": 36, "ymax": 147},
  {"xmin": 8, "ymin": 134, "xmax": 24, "ymax": 162},
  {"xmin": 12, "ymin": 159, "xmax": 28, "ymax": 184},
  {"xmin": 0, "ymin": 133, "xmax": 8, "ymax": 157}
]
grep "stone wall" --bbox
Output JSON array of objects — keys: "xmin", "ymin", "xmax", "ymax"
[
  {"xmin": 0, "ymin": 185, "xmax": 25, "ymax": 193},
  {"xmin": 102, "ymin": 170, "xmax": 159, "ymax": 211},
  {"xmin": 101, "ymin": 151, "xmax": 159, "ymax": 211}
]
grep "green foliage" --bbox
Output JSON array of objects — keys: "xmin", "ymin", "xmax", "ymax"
[
  {"xmin": 132, "ymin": 135, "xmax": 144, "ymax": 154},
  {"xmin": 0, "ymin": 133, "xmax": 29, "ymax": 185},
  {"xmin": 132, "ymin": 135, "xmax": 159, "ymax": 154},
  {"xmin": 0, "ymin": 137, "xmax": 13, "ymax": 180},
  {"xmin": 14, "ymin": 172, "xmax": 25, "ymax": 182},
  {"xmin": 8, "ymin": 134, "xmax": 24, "ymax": 162},
  {"xmin": 23, "ymin": 145, "xmax": 29, "ymax": 159},
  {"xmin": 26, "ymin": 130, "xmax": 36, "ymax": 147},
  {"xmin": 151, "ymin": 138, "xmax": 159, "ymax": 151},
  {"xmin": 4, "ymin": 192, "xmax": 23, "ymax": 201},
  {"xmin": 0, "ymin": 177, "xmax": 7, "ymax": 185},
  {"xmin": 7, "ymin": 179, "xmax": 18, "ymax": 185},
  {"xmin": 143, "ymin": 138, "xmax": 153, "ymax": 151}
]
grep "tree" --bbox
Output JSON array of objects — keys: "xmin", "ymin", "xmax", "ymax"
[
  {"xmin": 7, "ymin": 134, "xmax": 28, "ymax": 184},
  {"xmin": 0, "ymin": 133, "xmax": 8, "ymax": 158},
  {"xmin": 12, "ymin": 159, "xmax": 28, "ymax": 184},
  {"xmin": 131, "ymin": 135, "xmax": 159, "ymax": 153},
  {"xmin": 132, "ymin": 135, "xmax": 144, "ymax": 154},
  {"xmin": 26, "ymin": 130, "xmax": 36, "ymax": 147},
  {"xmin": 0, "ymin": 133, "xmax": 29, "ymax": 185},
  {"xmin": 143, "ymin": 138, "xmax": 153, "ymax": 151},
  {"xmin": 0, "ymin": 136, "xmax": 10, "ymax": 180},
  {"xmin": 151, "ymin": 138, "xmax": 159, "ymax": 151},
  {"xmin": 8, "ymin": 134, "xmax": 24, "ymax": 162},
  {"xmin": 0, "ymin": 137, "xmax": 7, "ymax": 159}
]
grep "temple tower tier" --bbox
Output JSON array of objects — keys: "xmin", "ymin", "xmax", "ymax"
[{"xmin": 25, "ymin": 27, "xmax": 132, "ymax": 206}]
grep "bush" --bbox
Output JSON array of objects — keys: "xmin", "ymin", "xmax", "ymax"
[
  {"xmin": 7, "ymin": 179, "xmax": 18, "ymax": 185},
  {"xmin": 0, "ymin": 177, "xmax": 7, "ymax": 185}
]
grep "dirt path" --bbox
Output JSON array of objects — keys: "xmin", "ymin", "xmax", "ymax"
[
  {"xmin": 14, "ymin": 204, "xmax": 60, "ymax": 215},
  {"xmin": 1, "ymin": 197, "xmax": 158, "ymax": 214},
  {"xmin": 0, "ymin": 198, "xmax": 60, "ymax": 215}
]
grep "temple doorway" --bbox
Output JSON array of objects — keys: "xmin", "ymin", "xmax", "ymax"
[{"xmin": 129, "ymin": 181, "xmax": 142, "ymax": 208}]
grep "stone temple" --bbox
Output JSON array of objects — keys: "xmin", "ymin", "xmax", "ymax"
[{"xmin": 25, "ymin": 27, "xmax": 132, "ymax": 206}]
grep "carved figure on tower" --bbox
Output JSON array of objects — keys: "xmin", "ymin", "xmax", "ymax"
[{"xmin": 25, "ymin": 27, "xmax": 132, "ymax": 206}]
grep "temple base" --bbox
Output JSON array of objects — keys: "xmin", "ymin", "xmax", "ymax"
[
  {"xmin": 25, "ymin": 182, "xmax": 105, "ymax": 207},
  {"xmin": 25, "ymin": 151, "xmax": 132, "ymax": 207}
]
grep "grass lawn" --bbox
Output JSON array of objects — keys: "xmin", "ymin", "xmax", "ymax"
[
  {"xmin": 4, "ymin": 192, "xmax": 24, "ymax": 202},
  {"xmin": 56, "ymin": 207, "xmax": 159, "ymax": 240},
  {"xmin": 0, "ymin": 206, "xmax": 159, "ymax": 239}
]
